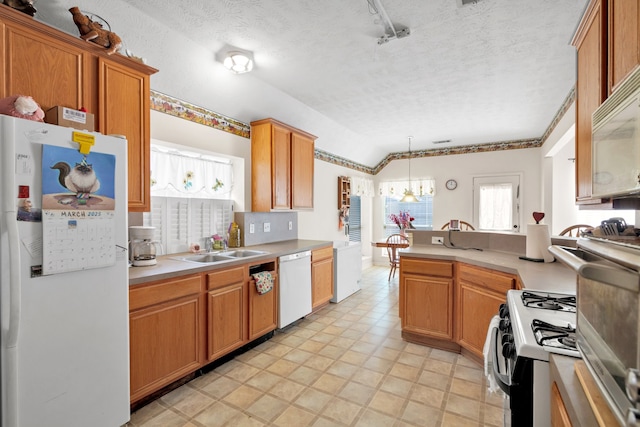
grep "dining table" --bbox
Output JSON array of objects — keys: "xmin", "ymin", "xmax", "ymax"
[{"xmin": 371, "ymin": 238, "xmax": 410, "ymax": 260}]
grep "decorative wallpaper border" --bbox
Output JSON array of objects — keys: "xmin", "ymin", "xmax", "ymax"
[
  {"xmin": 150, "ymin": 87, "xmax": 575, "ymax": 176},
  {"xmin": 150, "ymin": 90, "xmax": 250, "ymax": 138}
]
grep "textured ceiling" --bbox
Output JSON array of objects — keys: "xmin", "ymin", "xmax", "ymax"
[{"xmin": 115, "ymin": 0, "xmax": 588, "ymax": 166}]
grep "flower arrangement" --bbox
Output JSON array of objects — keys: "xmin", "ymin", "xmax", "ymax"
[{"xmin": 389, "ymin": 210, "xmax": 415, "ymax": 230}]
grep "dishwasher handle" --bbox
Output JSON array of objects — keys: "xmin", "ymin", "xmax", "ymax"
[{"xmin": 279, "ymin": 250, "xmax": 312, "ymax": 263}]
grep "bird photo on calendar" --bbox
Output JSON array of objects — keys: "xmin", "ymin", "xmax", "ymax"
[{"xmin": 42, "ymin": 145, "xmax": 116, "ymax": 210}]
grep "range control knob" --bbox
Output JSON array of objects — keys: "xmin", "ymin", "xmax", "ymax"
[
  {"xmin": 499, "ymin": 319, "xmax": 511, "ymax": 332},
  {"xmin": 501, "ymin": 334, "xmax": 514, "ymax": 345},
  {"xmin": 502, "ymin": 342, "xmax": 516, "ymax": 359},
  {"xmin": 499, "ymin": 303, "xmax": 509, "ymax": 318},
  {"xmin": 626, "ymin": 369, "xmax": 640, "ymax": 404},
  {"xmin": 626, "ymin": 408, "xmax": 640, "ymax": 427}
]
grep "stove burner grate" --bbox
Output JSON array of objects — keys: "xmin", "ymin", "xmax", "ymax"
[
  {"xmin": 521, "ymin": 291, "xmax": 576, "ymax": 312},
  {"xmin": 558, "ymin": 336, "xmax": 577, "ymax": 349},
  {"xmin": 531, "ymin": 319, "xmax": 577, "ymax": 350}
]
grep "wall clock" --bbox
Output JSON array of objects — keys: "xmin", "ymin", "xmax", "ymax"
[{"xmin": 446, "ymin": 179, "xmax": 457, "ymax": 190}]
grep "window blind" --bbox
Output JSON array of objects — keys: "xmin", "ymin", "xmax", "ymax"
[{"xmin": 143, "ymin": 197, "xmax": 234, "ymax": 254}]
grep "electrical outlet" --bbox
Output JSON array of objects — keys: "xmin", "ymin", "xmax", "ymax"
[
  {"xmin": 432, "ymin": 236, "xmax": 444, "ymax": 245},
  {"xmin": 249, "ymin": 223, "xmax": 255, "ymax": 234},
  {"xmin": 264, "ymin": 222, "xmax": 270, "ymax": 232},
  {"xmin": 288, "ymin": 221, "xmax": 293, "ymax": 230}
]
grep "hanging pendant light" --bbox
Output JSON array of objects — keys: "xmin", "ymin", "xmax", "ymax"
[{"xmin": 400, "ymin": 136, "xmax": 419, "ymax": 203}]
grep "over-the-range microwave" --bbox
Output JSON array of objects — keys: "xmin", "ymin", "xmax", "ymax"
[{"xmin": 592, "ymin": 68, "xmax": 640, "ymax": 198}]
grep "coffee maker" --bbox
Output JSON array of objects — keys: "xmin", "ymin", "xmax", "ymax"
[{"xmin": 129, "ymin": 226, "xmax": 162, "ymax": 267}]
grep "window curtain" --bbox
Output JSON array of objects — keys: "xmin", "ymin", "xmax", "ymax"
[
  {"xmin": 349, "ymin": 176, "xmax": 375, "ymax": 198},
  {"xmin": 378, "ymin": 179, "xmax": 436, "ymax": 198},
  {"xmin": 149, "ymin": 146, "xmax": 233, "ymax": 199}
]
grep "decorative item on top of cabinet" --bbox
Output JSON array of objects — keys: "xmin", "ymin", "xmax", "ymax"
[
  {"xmin": 0, "ymin": 4, "xmax": 157, "ymax": 211},
  {"xmin": 251, "ymin": 118, "xmax": 316, "ymax": 212},
  {"xmin": 68, "ymin": 7, "xmax": 122, "ymax": 55}
]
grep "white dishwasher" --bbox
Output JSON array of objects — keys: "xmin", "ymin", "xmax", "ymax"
[{"xmin": 278, "ymin": 250, "xmax": 312, "ymax": 329}]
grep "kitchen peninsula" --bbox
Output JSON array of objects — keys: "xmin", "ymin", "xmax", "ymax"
[{"xmin": 396, "ymin": 232, "xmax": 576, "ymax": 362}]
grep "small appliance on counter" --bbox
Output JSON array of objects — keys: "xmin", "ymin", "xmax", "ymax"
[{"xmin": 129, "ymin": 226, "xmax": 162, "ymax": 266}]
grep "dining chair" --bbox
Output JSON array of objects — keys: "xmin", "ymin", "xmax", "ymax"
[
  {"xmin": 441, "ymin": 220, "xmax": 475, "ymax": 230},
  {"xmin": 386, "ymin": 233, "xmax": 409, "ymax": 281},
  {"xmin": 559, "ymin": 224, "xmax": 593, "ymax": 237}
]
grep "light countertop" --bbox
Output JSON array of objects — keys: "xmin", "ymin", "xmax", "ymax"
[
  {"xmin": 129, "ymin": 239, "xmax": 333, "ymax": 286},
  {"xmin": 399, "ymin": 244, "xmax": 577, "ymax": 294}
]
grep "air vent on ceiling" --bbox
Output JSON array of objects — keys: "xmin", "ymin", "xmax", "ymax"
[
  {"xmin": 432, "ymin": 139, "xmax": 452, "ymax": 145},
  {"xmin": 456, "ymin": 0, "xmax": 481, "ymax": 7}
]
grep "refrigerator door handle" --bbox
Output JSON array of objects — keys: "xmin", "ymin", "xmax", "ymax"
[
  {"xmin": 2, "ymin": 116, "xmax": 20, "ymax": 427},
  {"xmin": 2, "ymin": 117, "xmax": 20, "ymax": 348},
  {"xmin": 4, "ymin": 211, "xmax": 21, "ymax": 348}
]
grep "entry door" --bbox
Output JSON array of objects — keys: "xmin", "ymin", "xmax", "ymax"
[{"xmin": 473, "ymin": 175, "xmax": 521, "ymax": 232}]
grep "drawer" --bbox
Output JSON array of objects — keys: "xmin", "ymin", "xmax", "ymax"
[
  {"xmin": 207, "ymin": 266, "xmax": 245, "ymax": 290},
  {"xmin": 458, "ymin": 263, "xmax": 515, "ymax": 294},
  {"xmin": 401, "ymin": 258, "xmax": 453, "ymax": 278},
  {"xmin": 130, "ymin": 274, "xmax": 202, "ymax": 311},
  {"xmin": 312, "ymin": 246, "xmax": 333, "ymax": 263}
]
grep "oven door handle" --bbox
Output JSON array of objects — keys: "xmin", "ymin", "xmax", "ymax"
[
  {"xmin": 490, "ymin": 326, "xmax": 512, "ymax": 394},
  {"xmin": 549, "ymin": 245, "xmax": 639, "ymax": 292}
]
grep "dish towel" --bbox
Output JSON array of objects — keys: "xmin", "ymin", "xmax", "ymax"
[
  {"xmin": 252, "ymin": 271, "xmax": 273, "ymax": 295},
  {"xmin": 483, "ymin": 315, "xmax": 504, "ymax": 395}
]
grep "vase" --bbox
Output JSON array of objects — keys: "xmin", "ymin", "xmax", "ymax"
[{"xmin": 399, "ymin": 228, "xmax": 406, "ymax": 236}]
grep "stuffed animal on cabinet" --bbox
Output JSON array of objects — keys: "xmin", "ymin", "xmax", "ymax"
[
  {"xmin": 0, "ymin": 95, "xmax": 45, "ymax": 122},
  {"xmin": 69, "ymin": 7, "xmax": 122, "ymax": 55},
  {"xmin": 3, "ymin": 0, "xmax": 36, "ymax": 17}
]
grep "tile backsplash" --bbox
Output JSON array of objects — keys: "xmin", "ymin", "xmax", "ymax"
[{"xmin": 235, "ymin": 211, "xmax": 298, "ymax": 246}]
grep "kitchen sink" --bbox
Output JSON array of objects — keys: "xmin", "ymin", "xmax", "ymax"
[
  {"xmin": 172, "ymin": 250, "xmax": 269, "ymax": 264},
  {"xmin": 219, "ymin": 250, "xmax": 268, "ymax": 258},
  {"xmin": 175, "ymin": 254, "xmax": 235, "ymax": 263}
]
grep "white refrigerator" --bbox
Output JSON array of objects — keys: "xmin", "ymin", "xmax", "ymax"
[{"xmin": 0, "ymin": 116, "xmax": 130, "ymax": 427}]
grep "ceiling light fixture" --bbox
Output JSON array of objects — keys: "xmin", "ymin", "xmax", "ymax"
[
  {"xmin": 223, "ymin": 51, "xmax": 254, "ymax": 74},
  {"xmin": 400, "ymin": 136, "xmax": 419, "ymax": 203}
]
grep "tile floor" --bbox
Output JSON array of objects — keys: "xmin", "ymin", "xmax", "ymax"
[{"xmin": 127, "ymin": 266, "xmax": 506, "ymax": 427}]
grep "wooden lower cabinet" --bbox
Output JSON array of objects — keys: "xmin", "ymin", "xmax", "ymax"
[
  {"xmin": 403, "ymin": 274, "xmax": 453, "ymax": 339},
  {"xmin": 456, "ymin": 263, "xmax": 515, "ymax": 359},
  {"xmin": 400, "ymin": 258, "xmax": 455, "ymax": 346},
  {"xmin": 311, "ymin": 246, "xmax": 334, "ymax": 310},
  {"xmin": 399, "ymin": 258, "xmax": 515, "ymax": 360},
  {"xmin": 206, "ymin": 266, "xmax": 247, "ymax": 361},
  {"xmin": 129, "ymin": 274, "xmax": 205, "ymax": 404},
  {"xmin": 551, "ymin": 381, "xmax": 572, "ymax": 427},
  {"xmin": 130, "ymin": 259, "xmax": 279, "ymax": 404},
  {"xmin": 249, "ymin": 271, "xmax": 278, "ymax": 340}
]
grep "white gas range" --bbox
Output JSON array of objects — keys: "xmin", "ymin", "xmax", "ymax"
[{"xmin": 489, "ymin": 289, "xmax": 580, "ymax": 427}]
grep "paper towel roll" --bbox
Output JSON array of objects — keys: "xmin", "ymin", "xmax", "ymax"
[{"xmin": 525, "ymin": 224, "xmax": 554, "ymax": 262}]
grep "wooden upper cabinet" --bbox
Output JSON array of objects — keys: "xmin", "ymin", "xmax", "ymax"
[
  {"xmin": 608, "ymin": 0, "xmax": 640, "ymax": 93},
  {"xmin": 0, "ymin": 10, "xmax": 88, "ymax": 114},
  {"xmin": 272, "ymin": 123, "xmax": 292, "ymax": 210},
  {"xmin": 251, "ymin": 118, "xmax": 316, "ymax": 212},
  {"xmin": 0, "ymin": 5, "xmax": 157, "ymax": 211},
  {"xmin": 573, "ymin": 0, "xmax": 608, "ymax": 203},
  {"xmin": 98, "ymin": 58, "xmax": 152, "ymax": 211},
  {"xmin": 291, "ymin": 132, "xmax": 315, "ymax": 210}
]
